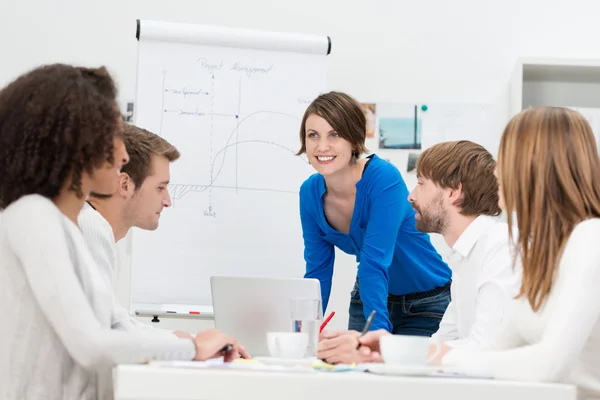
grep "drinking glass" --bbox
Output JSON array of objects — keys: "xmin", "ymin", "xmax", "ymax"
[{"xmin": 290, "ymin": 297, "xmax": 321, "ymax": 358}]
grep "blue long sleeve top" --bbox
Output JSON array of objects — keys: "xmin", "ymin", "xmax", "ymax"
[{"xmin": 299, "ymin": 154, "xmax": 452, "ymax": 332}]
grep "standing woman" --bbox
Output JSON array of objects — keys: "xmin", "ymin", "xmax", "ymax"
[
  {"xmin": 0, "ymin": 64, "xmax": 247, "ymax": 400},
  {"xmin": 441, "ymin": 107, "xmax": 600, "ymax": 400},
  {"xmin": 298, "ymin": 91, "xmax": 452, "ymax": 333}
]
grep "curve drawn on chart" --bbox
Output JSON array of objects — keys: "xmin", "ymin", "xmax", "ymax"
[{"xmin": 169, "ymin": 110, "xmax": 310, "ymax": 201}]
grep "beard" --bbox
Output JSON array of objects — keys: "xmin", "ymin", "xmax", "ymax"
[{"xmin": 413, "ymin": 193, "xmax": 447, "ymax": 234}]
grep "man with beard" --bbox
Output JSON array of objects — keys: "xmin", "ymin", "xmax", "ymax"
[{"xmin": 407, "ymin": 140, "xmax": 521, "ymax": 348}]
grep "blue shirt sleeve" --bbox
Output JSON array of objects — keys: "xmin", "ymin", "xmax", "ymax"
[
  {"xmin": 299, "ymin": 187, "xmax": 335, "ymax": 314},
  {"xmin": 358, "ymin": 165, "xmax": 412, "ymax": 332}
]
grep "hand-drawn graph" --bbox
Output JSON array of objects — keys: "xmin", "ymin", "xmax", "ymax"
[
  {"xmin": 131, "ymin": 37, "xmax": 327, "ymax": 308},
  {"xmin": 154, "ymin": 59, "xmax": 315, "ymax": 217}
]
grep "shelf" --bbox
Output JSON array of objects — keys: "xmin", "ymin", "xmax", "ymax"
[{"xmin": 510, "ymin": 58, "xmax": 600, "ymax": 114}]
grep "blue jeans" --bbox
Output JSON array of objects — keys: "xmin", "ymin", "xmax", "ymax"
[{"xmin": 348, "ymin": 279, "xmax": 451, "ymax": 336}]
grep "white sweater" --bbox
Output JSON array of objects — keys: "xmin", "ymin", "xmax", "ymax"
[
  {"xmin": 77, "ymin": 202, "xmax": 174, "ymax": 336},
  {"xmin": 0, "ymin": 195, "xmax": 195, "ymax": 400},
  {"xmin": 442, "ymin": 218, "xmax": 600, "ymax": 400}
]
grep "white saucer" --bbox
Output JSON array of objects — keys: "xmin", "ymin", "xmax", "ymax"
[
  {"xmin": 253, "ymin": 356, "xmax": 318, "ymax": 367},
  {"xmin": 361, "ymin": 363, "xmax": 453, "ymax": 376}
]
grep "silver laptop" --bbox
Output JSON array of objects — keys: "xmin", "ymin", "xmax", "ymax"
[{"xmin": 210, "ymin": 276, "xmax": 322, "ymax": 357}]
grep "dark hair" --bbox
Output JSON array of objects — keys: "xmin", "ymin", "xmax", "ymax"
[
  {"xmin": 417, "ymin": 140, "xmax": 501, "ymax": 217},
  {"xmin": 0, "ymin": 64, "xmax": 121, "ymax": 209},
  {"xmin": 297, "ymin": 91, "xmax": 368, "ymax": 158}
]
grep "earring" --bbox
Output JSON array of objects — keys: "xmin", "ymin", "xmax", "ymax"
[{"xmin": 351, "ymin": 153, "xmax": 357, "ymax": 164}]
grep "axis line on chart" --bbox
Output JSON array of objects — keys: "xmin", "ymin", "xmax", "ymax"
[{"xmin": 236, "ymin": 76, "xmax": 242, "ymax": 193}]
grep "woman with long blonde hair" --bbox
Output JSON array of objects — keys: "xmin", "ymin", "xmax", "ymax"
[{"xmin": 440, "ymin": 107, "xmax": 600, "ymax": 398}]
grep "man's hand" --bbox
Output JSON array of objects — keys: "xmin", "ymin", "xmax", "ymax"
[
  {"xmin": 357, "ymin": 329, "xmax": 391, "ymax": 354},
  {"xmin": 193, "ymin": 329, "xmax": 251, "ymax": 362},
  {"xmin": 318, "ymin": 330, "xmax": 384, "ymax": 365}
]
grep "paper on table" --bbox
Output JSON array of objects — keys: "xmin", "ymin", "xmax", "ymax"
[{"xmin": 148, "ymin": 358, "xmax": 317, "ymax": 373}]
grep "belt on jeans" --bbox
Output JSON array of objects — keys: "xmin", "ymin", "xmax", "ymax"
[{"xmin": 388, "ymin": 280, "xmax": 451, "ymax": 301}]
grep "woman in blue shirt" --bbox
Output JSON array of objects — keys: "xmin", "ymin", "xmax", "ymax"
[{"xmin": 298, "ymin": 91, "xmax": 452, "ymax": 333}]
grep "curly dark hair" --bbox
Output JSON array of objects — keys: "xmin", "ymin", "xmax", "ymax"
[{"xmin": 0, "ymin": 63, "xmax": 122, "ymax": 209}]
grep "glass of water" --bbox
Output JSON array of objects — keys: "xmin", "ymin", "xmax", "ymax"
[{"xmin": 290, "ymin": 297, "xmax": 321, "ymax": 358}]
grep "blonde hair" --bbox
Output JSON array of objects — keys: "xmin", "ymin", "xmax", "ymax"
[{"xmin": 498, "ymin": 107, "xmax": 600, "ymax": 311}]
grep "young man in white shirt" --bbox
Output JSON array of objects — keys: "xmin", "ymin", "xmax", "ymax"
[
  {"xmin": 78, "ymin": 123, "xmax": 187, "ymax": 337},
  {"xmin": 408, "ymin": 140, "xmax": 520, "ymax": 348},
  {"xmin": 317, "ymin": 140, "xmax": 521, "ymax": 364}
]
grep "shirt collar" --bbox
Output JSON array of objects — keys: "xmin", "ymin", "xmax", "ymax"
[{"xmin": 452, "ymin": 215, "xmax": 499, "ymax": 259}]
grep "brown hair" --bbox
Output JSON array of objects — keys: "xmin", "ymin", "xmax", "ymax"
[
  {"xmin": 297, "ymin": 91, "xmax": 368, "ymax": 158},
  {"xmin": 416, "ymin": 140, "xmax": 501, "ymax": 217},
  {"xmin": 0, "ymin": 64, "xmax": 121, "ymax": 209},
  {"xmin": 120, "ymin": 124, "xmax": 180, "ymax": 188},
  {"xmin": 498, "ymin": 107, "xmax": 600, "ymax": 311}
]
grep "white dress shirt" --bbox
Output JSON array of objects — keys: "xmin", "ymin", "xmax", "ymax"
[
  {"xmin": 443, "ymin": 218, "xmax": 600, "ymax": 400},
  {"xmin": 432, "ymin": 215, "xmax": 521, "ymax": 347}
]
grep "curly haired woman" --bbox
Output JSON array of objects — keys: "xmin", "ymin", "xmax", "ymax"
[{"xmin": 0, "ymin": 64, "xmax": 248, "ymax": 400}]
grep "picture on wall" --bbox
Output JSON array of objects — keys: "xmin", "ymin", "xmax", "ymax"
[
  {"xmin": 360, "ymin": 103, "xmax": 377, "ymax": 139},
  {"xmin": 377, "ymin": 103, "xmax": 422, "ymax": 150}
]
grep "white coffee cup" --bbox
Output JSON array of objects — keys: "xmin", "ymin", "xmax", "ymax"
[
  {"xmin": 266, "ymin": 332, "xmax": 309, "ymax": 359},
  {"xmin": 380, "ymin": 335, "xmax": 441, "ymax": 365}
]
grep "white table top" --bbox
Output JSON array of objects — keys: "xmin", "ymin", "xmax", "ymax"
[{"xmin": 113, "ymin": 364, "xmax": 577, "ymax": 400}]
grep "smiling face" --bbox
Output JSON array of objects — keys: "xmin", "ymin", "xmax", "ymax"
[
  {"xmin": 304, "ymin": 114, "xmax": 355, "ymax": 176},
  {"xmin": 408, "ymin": 176, "xmax": 448, "ymax": 234}
]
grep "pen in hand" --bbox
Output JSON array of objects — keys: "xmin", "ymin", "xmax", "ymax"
[
  {"xmin": 220, "ymin": 344, "xmax": 233, "ymax": 354},
  {"xmin": 356, "ymin": 310, "xmax": 376, "ymax": 350}
]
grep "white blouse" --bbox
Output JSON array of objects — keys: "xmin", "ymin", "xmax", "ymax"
[{"xmin": 443, "ymin": 218, "xmax": 600, "ymax": 400}]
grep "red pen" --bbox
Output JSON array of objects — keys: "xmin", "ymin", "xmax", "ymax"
[{"xmin": 320, "ymin": 311, "xmax": 336, "ymax": 332}]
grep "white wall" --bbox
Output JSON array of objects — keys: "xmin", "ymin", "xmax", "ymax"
[{"xmin": 4, "ymin": 0, "xmax": 600, "ymax": 333}]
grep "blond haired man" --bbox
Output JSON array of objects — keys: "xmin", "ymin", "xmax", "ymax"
[
  {"xmin": 408, "ymin": 140, "xmax": 520, "ymax": 347},
  {"xmin": 77, "ymin": 124, "xmax": 245, "ymax": 347},
  {"xmin": 77, "ymin": 123, "xmax": 182, "ymax": 336}
]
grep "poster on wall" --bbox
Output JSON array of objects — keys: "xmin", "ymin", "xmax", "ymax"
[
  {"xmin": 356, "ymin": 101, "xmax": 422, "ymax": 190},
  {"xmin": 376, "ymin": 103, "xmax": 421, "ymax": 150}
]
